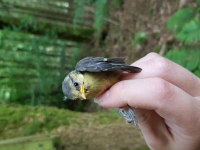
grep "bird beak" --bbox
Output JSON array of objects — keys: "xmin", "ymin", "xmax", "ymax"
[{"xmin": 80, "ymin": 85, "xmax": 86, "ymax": 99}]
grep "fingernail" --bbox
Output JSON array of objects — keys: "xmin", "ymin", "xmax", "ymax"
[{"xmin": 97, "ymin": 90, "xmax": 109, "ymax": 103}]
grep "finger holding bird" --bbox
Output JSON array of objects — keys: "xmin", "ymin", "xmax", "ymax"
[{"xmin": 62, "ymin": 57, "xmax": 142, "ymax": 125}]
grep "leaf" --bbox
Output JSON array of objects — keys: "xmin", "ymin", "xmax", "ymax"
[
  {"xmin": 196, "ymin": 0, "xmax": 200, "ymax": 5},
  {"xmin": 185, "ymin": 54, "xmax": 199, "ymax": 71},
  {"xmin": 175, "ymin": 20, "xmax": 200, "ymax": 44},
  {"xmin": 194, "ymin": 70, "xmax": 200, "ymax": 77},
  {"xmin": 73, "ymin": 0, "xmax": 86, "ymax": 29},
  {"xmin": 165, "ymin": 49, "xmax": 200, "ymax": 72},
  {"xmin": 167, "ymin": 7, "xmax": 194, "ymax": 31},
  {"xmin": 134, "ymin": 31, "xmax": 147, "ymax": 41},
  {"xmin": 93, "ymin": 0, "xmax": 107, "ymax": 31},
  {"xmin": 165, "ymin": 49, "xmax": 187, "ymax": 66}
]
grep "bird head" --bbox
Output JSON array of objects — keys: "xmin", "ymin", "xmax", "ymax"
[{"xmin": 62, "ymin": 70, "xmax": 87, "ymax": 100}]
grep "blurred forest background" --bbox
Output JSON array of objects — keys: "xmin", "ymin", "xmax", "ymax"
[{"xmin": 0, "ymin": 0, "xmax": 200, "ymax": 150}]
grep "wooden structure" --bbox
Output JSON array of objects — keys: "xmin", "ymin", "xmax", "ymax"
[{"xmin": 0, "ymin": 0, "xmax": 95, "ymax": 41}]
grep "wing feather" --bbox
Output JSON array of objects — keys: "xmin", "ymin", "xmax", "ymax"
[{"xmin": 75, "ymin": 57, "xmax": 142, "ymax": 73}]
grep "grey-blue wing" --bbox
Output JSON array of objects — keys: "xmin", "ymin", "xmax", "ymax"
[{"xmin": 75, "ymin": 57, "xmax": 142, "ymax": 73}]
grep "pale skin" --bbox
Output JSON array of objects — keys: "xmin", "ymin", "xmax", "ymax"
[{"xmin": 97, "ymin": 52, "xmax": 200, "ymax": 150}]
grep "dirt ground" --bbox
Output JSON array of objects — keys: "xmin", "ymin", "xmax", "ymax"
[
  {"xmin": 63, "ymin": 124, "xmax": 146, "ymax": 150},
  {"xmin": 53, "ymin": 114, "xmax": 148, "ymax": 150},
  {"xmin": 0, "ymin": 105, "xmax": 146, "ymax": 150}
]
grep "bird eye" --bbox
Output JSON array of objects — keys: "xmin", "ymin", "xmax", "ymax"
[{"xmin": 74, "ymin": 82, "xmax": 79, "ymax": 86}]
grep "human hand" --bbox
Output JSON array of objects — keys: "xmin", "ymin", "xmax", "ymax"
[{"xmin": 97, "ymin": 53, "xmax": 200, "ymax": 150}]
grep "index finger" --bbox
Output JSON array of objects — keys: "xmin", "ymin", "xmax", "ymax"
[
  {"xmin": 97, "ymin": 78, "xmax": 200, "ymax": 126},
  {"xmin": 123, "ymin": 53, "xmax": 200, "ymax": 97}
]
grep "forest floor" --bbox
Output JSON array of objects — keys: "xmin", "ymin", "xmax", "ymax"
[{"xmin": 0, "ymin": 104, "xmax": 148, "ymax": 150}]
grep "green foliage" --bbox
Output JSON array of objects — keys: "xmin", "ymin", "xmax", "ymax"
[
  {"xmin": 73, "ymin": 0, "xmax": 87, "ymax": 30},
  {"xmin": 131, "ymin": 31, "xmax": 147, "ymax": 49},
  {"xmin": 93, "ymin": 0, "xmax": 107, "ymax": 31},
  {"xmin": 167, "ymin": 5, "xmax": 200, "ymax": 44},
  {"xmin": 0, "ymin": 104, "xmax": 122, "ymax": 140},
  {"xmin": 0, "ymin": 29, "xmax": 82, "ymax": 108},
  {"xmin": 109, "ymin": 108, "xmax": 119, "ymax": 114},
  {"xmin": 73, "ymin": 0, "xmax": 108, "ymax": 31},
  {"xmin": 94, "ymin": 112, "xmax": 119, "ymax": 125},
  {"xmin": 0, "ymin": 0, "xmax": 99, "ymax": 111},
  {"xmin": 134, "ymin": 32, "xmax": 147, "ymax": 42},
  {"xmin": 165, "ymin": 1, "xmax": 200, "ymax": 78},
  {"xmin": 165, "ymin": 49, "xmax": 200, "ymax": 76},
  {"xmin": 0, "ymin": 0, "xmax": 96, "ymax": 111},
  {"xmin": 176, "ymin": 20, "xmax": 200, "ymax": 44},
  {"xmin": 0, "ymin": 0, "xmax": 94, "ymax": 41},
  {"xmin": 197, "ymin": 0, "xmax": 200, "ymax": 4},
  {"xmin": 0, "ymin": 104, "xmax": 79, "ymax": 139},
  {"xmin": 110, "ymin": 0, "xmax": 124, "ymax": 8}
]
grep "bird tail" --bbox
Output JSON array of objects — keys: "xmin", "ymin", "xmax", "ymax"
[{"xmin": 121, "ymin": 65, "xmax": 142, "ymax": 73}]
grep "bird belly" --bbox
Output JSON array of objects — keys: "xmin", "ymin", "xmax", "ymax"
[{"xmin": 84, "ymin": 71, "xmax": 122, "ymax": 99}]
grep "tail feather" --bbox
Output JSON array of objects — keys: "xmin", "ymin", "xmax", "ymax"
[{"xmin": 121, "ymin": 66, "xmax": 142, "ymax": 73}]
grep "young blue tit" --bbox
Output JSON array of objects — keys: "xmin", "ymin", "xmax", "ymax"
[
  {"xmin": 62, "ymin": 57, "xmax": 142, "ymax": 126},
  {"xmin": 62, "ymin": 57, "xmax": 142, "ymax": 100}
]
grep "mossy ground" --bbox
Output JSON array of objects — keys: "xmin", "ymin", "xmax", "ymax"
[
  {"xmin": 0, "ymin": 104, "xmax": 149, "ymax": 150},
  {"xmin": 0, "ymin": 104, "xmax": 78, "ymax": 139}
]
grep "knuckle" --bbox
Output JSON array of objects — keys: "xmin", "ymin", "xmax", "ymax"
[
  {"xmin": 112, "ymin": 81, "xmax": 132, "ymax": 103},
  {"xmin": 153, "ymin": 57, "xmax": 172, "ymax": 77},
  {"xmin": 146, "ymin": 52, "xmax": 160, "ymax": 58},
  {"xmin": 151, "ymin": 78, "xmax": 174, "ymax": 101}
]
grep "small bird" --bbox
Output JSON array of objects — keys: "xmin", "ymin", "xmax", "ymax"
[{"xmin": 62, "ymin": 57, "xmax": 142, "ymax": 125}]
